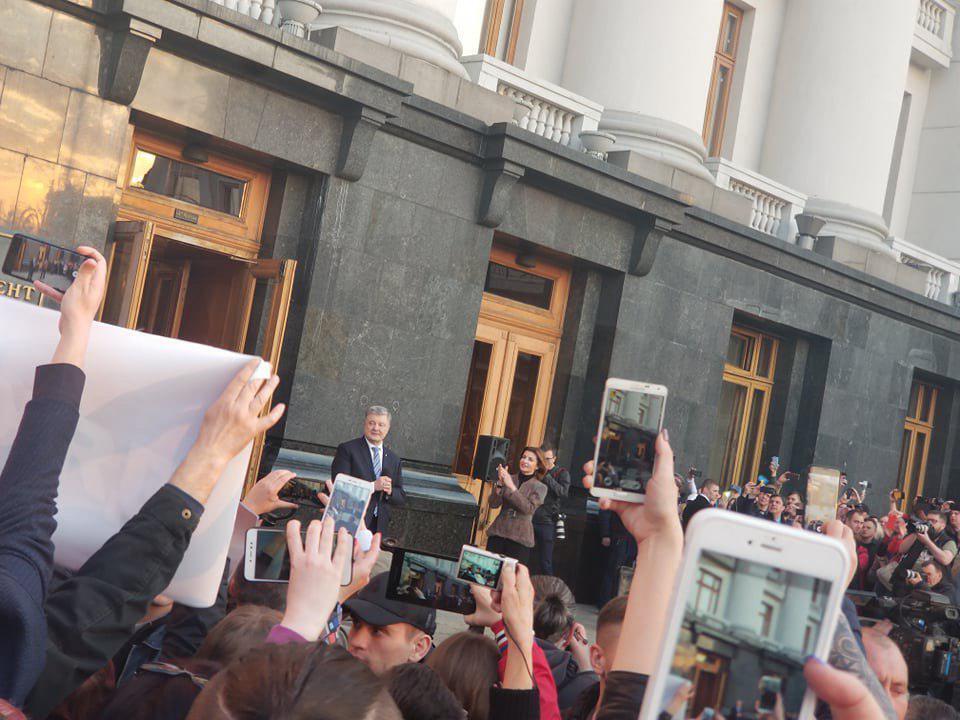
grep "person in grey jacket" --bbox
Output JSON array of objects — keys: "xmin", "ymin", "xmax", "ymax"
[{"xmin": 486, "ymin": 446, "xmax": 548, "ymax": 565}]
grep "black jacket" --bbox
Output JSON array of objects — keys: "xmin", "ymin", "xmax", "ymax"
[
  {"xmin": 25, "ymin": 484, "xmax": 203, "ymax": 718},
  {"xmin": 330, "ymin": 436, "xmax": 406, "ymax": 536},
  {"xmin": 681, "ymin": 494, "xmax": 713, "ymax": 530},
  {"xmin": 563, "ymin": 671, "xmax": 651, "ymax": 720},
  {"xmin": 0, "ymin": 363, "xmax": 84, "ymax": 707},
  {"xmin": 535, "ymin": 466, "xmax": 571, "ymax": 525},
  {"xmin": 539, "ymin": 639, "xmax": 599, "ymax": 710}
]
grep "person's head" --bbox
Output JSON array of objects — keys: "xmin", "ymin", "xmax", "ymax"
[
  {"xmin": 922, "ymin": 560, "xmax": 946, "ymax": 588},
  {"xmin": 540, "ymin": 442, "xmax": 558, "ymax": 471},
  {"xmin": 591, "ymin": 595, "xmax": 628, "ymax": 683},
  {"xmin": 345, "ymin": 573, "xmax": 435, "ymax": 676},
  {"xmin": 530, "ymin": 575, "xmax": 576, "ymax": 644},
  {"xmin": 517, "ymin": 446, "xmax": 547, "ymax": 480},
  {"xmin": 949, "ymin": 509, "xmax": 960, "ymax": 532},
  {"xmin": 427, "ymin": 632, "xmax": 499, "ymax": 720},
  {"xmin": 101, "ymin": 659, "xmax": 221, "ymax": 720},
  {"xmin": 787, "ymin": 492, "xmax": 803, "ymax": 511},
  {"xmin": 386, "ymin": 663, "xmax": 466, "ymax": 720},
  {"xmin": 364, "ymin": 406, "xmax": 392, "ymax": 445},
  {"xmin": 845, "ymin": 509, "xmax": 867, "ymax": 534},
  {"xmin": 196, "ymin": 606, "xmax": 282, "ymax": 667},
  {"xmin": 756, "ymin": 489, "xmax": 772, "ymax": 510},
  {"xmin": 862, "ymin": 628, "xmax": 908, "ymax": 720},
  {"xmin": 857, "ymin": 517, "xmax": 879, "ymax": 544},
  {"xmin": 926, "ymin": 510, "xmax": 947, "ymax": 536},
  {"xmin": 227, "ymin": 564, "xmax": 287, "ymax": 613},
  {"xmin": 187, "ymin": 643, "xmax": 401, "ymax": 720},
  {"xmin": 905, "ymin": 695, "xmax": 958, "ymax": 720},
  {"xmin": 769, "ymin": 495, "xmax": 785, "ymax": 516},
  {"xmin": 701, "ymin": 479, "xmax": 721, "ymax": 504}
]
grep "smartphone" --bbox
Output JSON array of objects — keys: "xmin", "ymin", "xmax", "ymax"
[
  {"xmin": 2, "ymin": 233, "xmax": 85, "ymax": 294},
  {"xmin": 456, "ymin": 545, "xmax": 516, "ymax": 590},
  {"xmin": 243, "ymin": 527, "xmax": 353, "ymax": 586},
  {"xmin": 758, "ymin": 675, "xmax": 782, "ymax": 714},
  {"xmin": 322, "ymin": 474, "xmax": 375, "ymax": 536},
  {"xmin": 590, "ymin": 379, "xmax": 667, "ymax": 503},
  {"xmin": 387, "ymin": 548, "xmax": 478, "ymax": 615},
  {"xmin": 804, "ymin": 467, "xmax": 842, "ymax": 528},
  {"xmin": 639, "ymin": 510, "xmax": 850, "ymax": 720}
]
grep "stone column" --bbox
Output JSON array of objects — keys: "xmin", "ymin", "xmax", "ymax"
[
  {"xmin": 759, "ymin": 0, "xmax": 918, "ymax": 253},
  {"xmin": 312, "ymin": 0, "xmax": 469, "ymax": 78},
  {"xmin": 560, "ymin": 0, "xmax": 723, "ymax": 181}
]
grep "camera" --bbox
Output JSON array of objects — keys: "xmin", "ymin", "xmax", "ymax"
[{"xmin": 907, "ymin": 520, "xmax": 930, "ymax": 535}]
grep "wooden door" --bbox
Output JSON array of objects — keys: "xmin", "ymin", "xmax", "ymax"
[{"xmin": 99, "ymin": 219, "xmax": 156, "ymax": 327}]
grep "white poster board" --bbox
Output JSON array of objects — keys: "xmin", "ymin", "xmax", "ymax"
[{"xmin": 0, "ymin": 298, "xmax": 268, "ymax": 606}]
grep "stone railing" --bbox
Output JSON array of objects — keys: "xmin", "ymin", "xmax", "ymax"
[
  {"xmin": 210, "ymin": 0, "xmax": 278, "ymax": 24},
  {"xmin": 705, "ymin": 158, "xmax": 807, "ymax": 242},
  {"xmin": 461, "ymin": 54, "xmax": 603, "ymax": 149},
  {"xmin": 892, "ymin": 236, "xmax": 960, "ymax": 303},
  {"xmin": 913, "ymin": 0, "xmax": 955, "ymax": 68}
]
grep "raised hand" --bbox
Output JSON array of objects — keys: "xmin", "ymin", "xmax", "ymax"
[
  {"xmin": 243, "ymin": 469, "xmax": 298, "ymax": 516},
  {"xmin": 339, "ymin": 532, "xmax": 382, "ymax": 602},
  {"xmin": 804, "ymin": 658, "xmax": 887, "ymax": 720},
  {"xmin": 281, "ymin": 518, "xmax": 351, "ymax": 641},
  {"xmin": 464, "ymin": 584, "xmax": 502, "ymax": 628}
]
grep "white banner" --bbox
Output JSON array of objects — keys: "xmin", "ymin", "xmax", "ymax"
[{"xmin": 0, "ymin": 297, "xmax": 268, "ymax": 606}]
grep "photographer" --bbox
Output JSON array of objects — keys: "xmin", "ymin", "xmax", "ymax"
[
  {"xmin": 911, "ymin": 560, "xmax": 956, "ymax": 598},
  {"xmin": 533, "ymin": 443, "xmax": 570, "ymax": 576},
  {"xmin": 898, "ymin": 510, "xmax": 957, "ymax": 571}
]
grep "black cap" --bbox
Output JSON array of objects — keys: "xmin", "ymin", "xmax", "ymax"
[{"xmin": 344, "ymin": 572, "xmax": 437, "ymax": 637}]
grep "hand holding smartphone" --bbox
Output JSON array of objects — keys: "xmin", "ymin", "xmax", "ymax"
[
  {"xmin": 590, "ymin": 379, "xmax": 667, "ymax": 503},
  {"xmin": 456, "ymin": 545, "xmax": 516, "ymax": 590},
  {"xmin": 639, "ymin": 510, "xmax": 851, "ymax": 720},
  {"xmin": 244, "ymin": 526, "xmax": 354, "ymax": 586},
  {"xmin": 322, "ymin": 474, "xmax": 375, "ymax": 536},
  {"xmin": 2, "ymin": 233, "xmax": 86, "ymax": 294}
]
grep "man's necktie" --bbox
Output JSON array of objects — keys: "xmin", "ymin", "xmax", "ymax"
[{"xmin": 372, "ymin": 446, "xmax": 382, "ymax": 479}]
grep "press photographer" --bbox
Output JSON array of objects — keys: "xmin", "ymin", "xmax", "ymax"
[{"xmin": 877, "ymin": 510, "xmax": 957, "ymax": 597}]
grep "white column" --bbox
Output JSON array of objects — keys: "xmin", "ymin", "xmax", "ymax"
[
  {"xmin": 759, "ymin": 0, "xmax": 918, "ymax": 253},
  {"xmin": 560, "ymin": 0, "xmax": 723, "ymax": 181},
  {"xmin": 312, "ymin": 0, "xmax": 469, "ymax": 78}
]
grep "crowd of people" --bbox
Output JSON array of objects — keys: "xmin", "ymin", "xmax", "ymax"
[{"xmin": 0, "ymin": 246, "xmax": 950, "ymax": 719}]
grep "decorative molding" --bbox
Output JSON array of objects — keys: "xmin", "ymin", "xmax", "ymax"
[
  {"xmin": 803, "ymin": 198, "xmax": 895, "ymax": 257},
  {"xmin": 99, "ymin": 18, "xmax": 162, "ymax": 106},
  {"xmin": 477, "ymin": 159, "xmax": 525, "ymax": 228},
  {"xmin": 600, "ymin": 109, "xmax": 714, "ymax": 183},
  {"xmin": 335, "ymin": 106, "xmax": 388, "ymax": 181},
  {"xmin": 630, "ymin": 215, "xmax": 676, "ymax": 277}
]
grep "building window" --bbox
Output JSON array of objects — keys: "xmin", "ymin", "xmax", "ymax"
[
  {"xmin": 694, "ymin": 569, "xmax": 723, "ymax": 615},
  {"xmin": 482, "ymin": 0, "xmax": 525, "ymax": 63},
  {"xmin": 759, "ymin": 601, "xmax": 774, "ymax": 637},
  {"xmin": 703, "ymin": 2, "xmax": 744, "ymax": 157},
  {"xmin": 709, "ymin": 326, "xmax": 779, "ymax": 488},
  {"xmin": 803, "ymin": 624, "xmax": 814, "ymax": 654},
  {"xmin": 897, "ymin": 380, "xmax": 939, "ymax": 505}
]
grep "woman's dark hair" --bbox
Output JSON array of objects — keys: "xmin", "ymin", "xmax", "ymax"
[
  {"xmin": 215, "ymin": 642, "xmax": 400, "ymax": 720},
  {"xmin": 520, "ymin": 446, "xmax": 547, "ymax": 481},
  {"xmin": 386, "ymin": 663, "xmax": 466, "ymax": 720},
  {"xmin": 427, "ymin": 632, "xmax": 499, "ymax": 720},
  {"xmin": 530, "ymin": 575, "xmax": 576, "ymax": 643},
  {"xmin": 99, "ymin": 658, "xmax": 221, "ymax": 720},
  {"xmin": 196, "ymin": 605, "xmax": 282, "ymax": 666},
  {"xmin": 227, "ymin": 564, "xmax": 287, "ymax": 613}
]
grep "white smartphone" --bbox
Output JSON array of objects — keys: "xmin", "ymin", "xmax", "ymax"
[
  {"xmin": 639, "ymin": 510, "xmax": 851, "ymax": 720},
  {"xmin": 243, "ymin": 527, "xmax": 353, "ymax": 586},
  {"xmin": 323, "ymin": 474, "xmax": 375, "ymax": 536},
  {"xmin": 456, "ymin": 545, "xmax": 517, "ymax": 590},
  {"xmin": 590, "ymin": 378, "xmax": 667, "ymax": 503}
]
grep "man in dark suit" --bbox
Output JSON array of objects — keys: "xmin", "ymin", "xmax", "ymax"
[
  {"xmin": 681, "ymin": 478, "xmax": 720, "ymax": 531},
  {"xmin": 331, "ymin": 406, "xmax": 406, "ymax": 537}
]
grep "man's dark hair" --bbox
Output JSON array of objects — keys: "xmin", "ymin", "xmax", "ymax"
[
  {"xmin": 227, "ymin": 564, "xmax": 287, "ymax": 613},
  {"xmin": 905, "ymin": 695, "xmax": 960, "ymax": 720},
  {"xmin": 386, "ymin": 663, "xmax": 466, "ymax": 720},
  {"xmin": 927, "ymin": 509, "xmax": 946, "ymax": 524},
  {"xmin": 99, "ymin": 659, "xmax": 221, "ymax": 720},
  {"xmin": 196, "ymin": 605, "xmax": 282, "ymax": 666},
  {"xmin": 923, "ymin": 560, "xmax": 947, "ymax": 577},
  {"xmin": 701, "ymin": 479, "xmax": 720, "ymax": 492},
  {"xmin": 539, "ymin": 441, "xmax": 558, "ymax": 455},
  {"xmin": 597, "ymin": 595, "xmax": 628, "ymax": 637}
]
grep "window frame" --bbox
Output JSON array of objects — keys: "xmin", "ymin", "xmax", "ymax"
[
  {"xmin": 702, "ymin": 2, "xmax": 744, "ymax": 158},
  {"xmin": 481, "ymin": 0, "xmax": 525, "ymax": 64},
  {"xmin": 898, "ymin": 380, "xmax": 939, "ymax": 506},
  {"xmin": 694, "ymin": 569, "xmax": 723, "ymax": 615}
]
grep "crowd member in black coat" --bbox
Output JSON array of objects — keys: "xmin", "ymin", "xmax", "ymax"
[
  {"xmin": 533, "ymin": 443, "xmax": 571, "ymax": 576},
  {"xmin": 680, "ymin": 479, "xmax": 720, "ymax": 530},
  {"xmin": 597, "ymin": 509, "xmax": 636, "ymax": 609},
  {"xmin": 331, "ymin": 406, "xmax": 406, "ymax": 536}
]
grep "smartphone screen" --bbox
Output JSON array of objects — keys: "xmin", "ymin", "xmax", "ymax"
[
  {"xmin": 246, "ymin": 528, "xmax": 348, "ymax": 584},
  {"xmin": 594, "ymin": 383, "xmax": 665, "ymax": 497},
  {"xmin": 387, "ymin": 549, "xmax": 477, "ymax": 615},
  {"xmin": 2, "ymin": 234, "xmax": 85, "ymax": 294},
  {"xmin": 655, "ymin": 548, "xmax": 833, "ymax": 718},
  {"xmin": 457, "ymin": 546, "xmax": 505, "ymax": 589},
  {"xmin": 805, "ymin": 467, "xmax": 841, "ymax": 528},
  {"xmin": 323, "ymin": 477, "xmax": 372, "ymax": 536}
]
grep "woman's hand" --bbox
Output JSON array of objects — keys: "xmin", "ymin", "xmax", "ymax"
[
  {"xmin": 464, "ymin": 584, "xmax": 502, "ymax": 628},
  {"xmin": 500, "ymin": 563, "xmax": 535, "ymax": 690},
  {"xmin": 281, "ymin": 518, "xmax": 351, "ymax": 641},
  {"xmin": 804, "ymin": 658, "xmax": 887, "ymax": 720},
  {"xmin": 823, "ymin": 520, "xmax": 857, "ymax": 588},
  {"xmin": 498, "ymin": 464, "xmax": 516, "ymax": 491},
  {"xmin": 38, "ymin": 246, "xmax": 108, "ymax": 368},
  {"xmin": 339, "ymin": 532, "xmax": 382, "ymax": 602},
  {"xmin": 243, "ymin": 469, "xmax": 298, "ymax": 516}
]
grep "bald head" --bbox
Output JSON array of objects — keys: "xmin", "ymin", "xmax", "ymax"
[{"xmin": 862, "ymin": 627, "xmax": 909, "ymax": 720}]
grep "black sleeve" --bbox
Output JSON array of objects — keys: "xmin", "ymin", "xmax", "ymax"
[
  {"xmin": 330, "ymin": 443, "xmax": 351, "ymax": 481},
  {"xmin": 542, "ymin": 468, "xmax": 570, "ymax": 499},
  {"xmin": 160, "ymin": 559, "xmax": 231, "ymax": 659},
  {"xmin": 25, "ymin": 484, "xmax": 203, "ymax": 718},
  {"xmin": 390, "ymin": 457, "xmax": 406, "ymax": 507},
  {"xmin": 489, "ymin": 687, "xmax": 540, "ymax": 720},
  {"xmin": 595, "ymin": 671, "xmax": 649, "ymax": 720}
]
